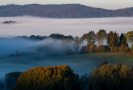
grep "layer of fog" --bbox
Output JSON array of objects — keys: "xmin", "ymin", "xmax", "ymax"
[
  {"xmin": 0, "ymin": 16, "xmax": 133, "ymax": 82},
  {"xmin": 0, "ymin": 37, "xmax": 87, "ymax": 79},
  {"xmin": 0, "ymin": 37, "xmax": 88, "ymax": 57},
  {"xmin": 0, "ymin": 16, "xmax": 133, "ymax": 37},
  {"xmin": 0, "ymin": 53, "xmax": 95, "ymax": 81}
]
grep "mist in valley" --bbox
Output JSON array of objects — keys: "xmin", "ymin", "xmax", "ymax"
[
  {"xmin": 0, "ymin": 16, "xmax": 133, "ymax": 37},
  {"xmin": 0, "ymin": 37, "xmax": 89, "ymax": 79},
  {"xmin": 0, "ymin": 16, "xmax": 133, "ymax": 83}
]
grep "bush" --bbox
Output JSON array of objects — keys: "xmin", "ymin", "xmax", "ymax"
[
  {"xmin": 12, "ymin": 65, "xmax": 81, "ymax": 90},
  {"xmin": 124, "ymin": 47, "xmax": 131, "ymax": 53},
  {"xmin": 80, "ymin": 46, "xmax": 88, "ymax": 53},
  {"xmin": 85, "ymin": 47, "xmax": 89, "ymax": 52},
  {"xmin": 95, "ymin": 45, "xmax": 105, "ymax": 52},
  {"xmin": 89, "ymin": 45, "xmax": 96, "ymax": 52},
  {"xmin": 111, "ymin": 47, "xmax": 114, "ymax": 52},
  {"xmin": 120, "ymin": 45, "xmax": 125, "ymax": 52},
  {"xmin": 114, "ymin": 47, "xmax": 119, "ymax": 52},
  {"xmin": 95, "ymin": 47, "xmax": 99, "ymax": 52},
  {"xmin": 131, "ymin": 44, "xmax": 133, "ymax": 53},
  {"xmin": 101, "ymin": 47, "xmax": 105, "ymax": 52}
]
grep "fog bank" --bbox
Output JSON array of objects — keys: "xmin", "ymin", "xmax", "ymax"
[{"xmin": 0, "ymin": 16, "xmax": 133, "ymax": 37}]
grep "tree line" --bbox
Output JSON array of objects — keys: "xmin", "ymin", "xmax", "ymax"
[
  {"xmin": 75, "ymin": 30, "xmax": 133, "ymax": 55},
  {"xmin": 11, "ymin": 30, "xmax": 133, "ymax": 57},
  {"xmin": 1, "ymin": 61, "xmax": 133, "ymax": 90},
  {"xmin": 0, "ymin": 4, "xmax": 133, "ymax": 18}
]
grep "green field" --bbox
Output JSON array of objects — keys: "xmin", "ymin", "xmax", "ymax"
[
  {"xmin": 55, "ymin": 52, "xmax": 133, "ymax": 66},
  {"xmin": 1, "ymin": 52, "xmax": 133, "ymax": 77},
  {"xmin": 87, "ymin": 52, "xmax": 133, "ymax": 65},
  {"xmin": 37, "ymin": 52, "xmax": 133, "ymax": 75}
]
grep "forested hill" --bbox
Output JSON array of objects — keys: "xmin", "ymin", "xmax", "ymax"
[{"xmin": 0, "ymin": 4, "xmax": 133, "ymax": 18}]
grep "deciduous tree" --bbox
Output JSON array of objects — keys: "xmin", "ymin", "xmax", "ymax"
[
  {"xmin": 96, "ymin": 29, "xmax": 107, "ymax": 45},
  {"xmin": 107, "ymin": 31, "xmax": 119, "ymax": 47},
  {"xmin": 12, "ymin": 65, "xmax": 81, "ymax": 90}
]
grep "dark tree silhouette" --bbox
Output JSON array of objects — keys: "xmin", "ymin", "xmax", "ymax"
[
  {"xmin": 120, "ymin": 33, "xmax": 127, "ymax": 46},
  {"xmin": 5, "ymin": 71, "xmax": 22, "ymax": 90}
]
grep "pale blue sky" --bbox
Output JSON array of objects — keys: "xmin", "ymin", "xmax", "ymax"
[{"xmin": 0, "ymin": 0, "xmax": 133, "ymax": 10}]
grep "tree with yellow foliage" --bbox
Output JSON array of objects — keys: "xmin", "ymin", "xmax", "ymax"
[
  {"xmin": 127, "ymin": 34, "xmax": 133, "ymax": 42},
  {"xmin": 89, "ymin": 63, "xmax": 133, "ymax": 90},
  {"xmin": 131, "ymin": 44, "xmax": 133, "ymax": 53},
  {"xmin": 107, "ymin": 31, "xmax": 119, "ymax": 47},
  {"xmin": 12, "ymin": 65, "xmax": 81, "ymax": 90},
  {"xmin": 95, "ymin": 45, "xmax": 105, "ymax": 52},
  {"xmin": 89, "ymin": 45, "xmax": 96, "ymax": 52}
]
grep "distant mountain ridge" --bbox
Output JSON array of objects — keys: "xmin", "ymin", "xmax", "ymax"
[{"xmin": 0, "ymin": 4, "xmax": 133, "ymax": 18}]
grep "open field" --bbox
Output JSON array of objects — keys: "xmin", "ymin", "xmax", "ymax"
[{"xmin": 1, "ymin": 52, "xmax": 133, "ymax": 79}]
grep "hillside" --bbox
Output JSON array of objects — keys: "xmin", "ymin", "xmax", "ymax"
[{"xmin": 0, "ymin": 4, "xmax": 133, "ymax": 18}]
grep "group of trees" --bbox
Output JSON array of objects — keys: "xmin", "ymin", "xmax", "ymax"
[
  {"xmin": 36, "ymin": 30, "xmax": 133, "ymax": 55},
  {"xmin": 2, "ymin": 61, "xmax": 133, "ymax": 90},
  {"xmin": 16, "ymin": 34, "xmax": 74, "ymax": 41},
  {"xmin": 89, "ymin": 62, "xmax": 133, "ymax": 90},
  {"xmin": 0, "ymin": 4, "xmax": 133, "ymax": 18},
  {"xmin": 81, "ymin": 30, "xmax": 106, "ymax": 46},
  {"xmin": 76, "ymin": 30, "xmax": 133, "ymax": 54},
  {"xmin": 9, "ymin": 30, "xmax": 133, "ymax": 58},
  {"xmin": 12, "ymin": 65, "xmax": 81, "ymax": 90}
]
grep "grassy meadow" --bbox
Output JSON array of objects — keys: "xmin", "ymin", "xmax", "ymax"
[
  {"xmin": 54, "ymin": 52, "xmax": 133, "ymax": 66},
  {"xmin": 1, "ymin": 52, "xmax": 133, "ymax": 78}
]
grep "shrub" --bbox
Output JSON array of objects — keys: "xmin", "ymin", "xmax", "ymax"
[
  {"xmin": 114, "ymin": 47, "xmax": 119, "ymax": 52},
  {"xmin": 111, "ymin": 47, "xmax": 114, "ymax": 52},
  {"xmin": 101, "ymin": 46, "xmax": 105, "ymax": 52},
  {"xmin": 95, "ymin": 47, "xmax": 99, "ymax": 52},
  {"xmin": 89, "ymin": 45, "xmax": 96, "ymax": 52},
  {"xmin": 124, "ymin": 47, "xmax": 131, "ymax": 53},
  {"xmin": 80, "ymin": 46, "xmax": 88, "ymax": 53},
  {"xmin": 85, "ymin": 47, "xmax": 89, "ymax": 52},
  {"xmin": 95, "ymin": 45, "xmax": 105, "ymax": 52},
  {"xmin": 131, "ymin": 44, "xmax": 133, "ymax": 53},
  {"xmin": 120, "ymin": 45, "xmax": 125, "ymax": 52}
]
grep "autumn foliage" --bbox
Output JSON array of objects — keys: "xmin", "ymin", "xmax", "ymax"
[
  {"xmin": 89, "ymin": 64, "xmax": 133, "ymax": 90},
  {"xmin": 89, "ymin": 45, "xmax": 96, "ymax": 52},
  {"xmin": 95, "ymin": 45, "xmax": 105, "ymax": 52},
  {"xmin": 12, "ymin": 65, "xmax": 80, "ymax": 90}
]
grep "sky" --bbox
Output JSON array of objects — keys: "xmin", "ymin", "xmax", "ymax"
[{"xmin": 0, "ymin": 0, "xmax": 133, "ymax": 10}]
